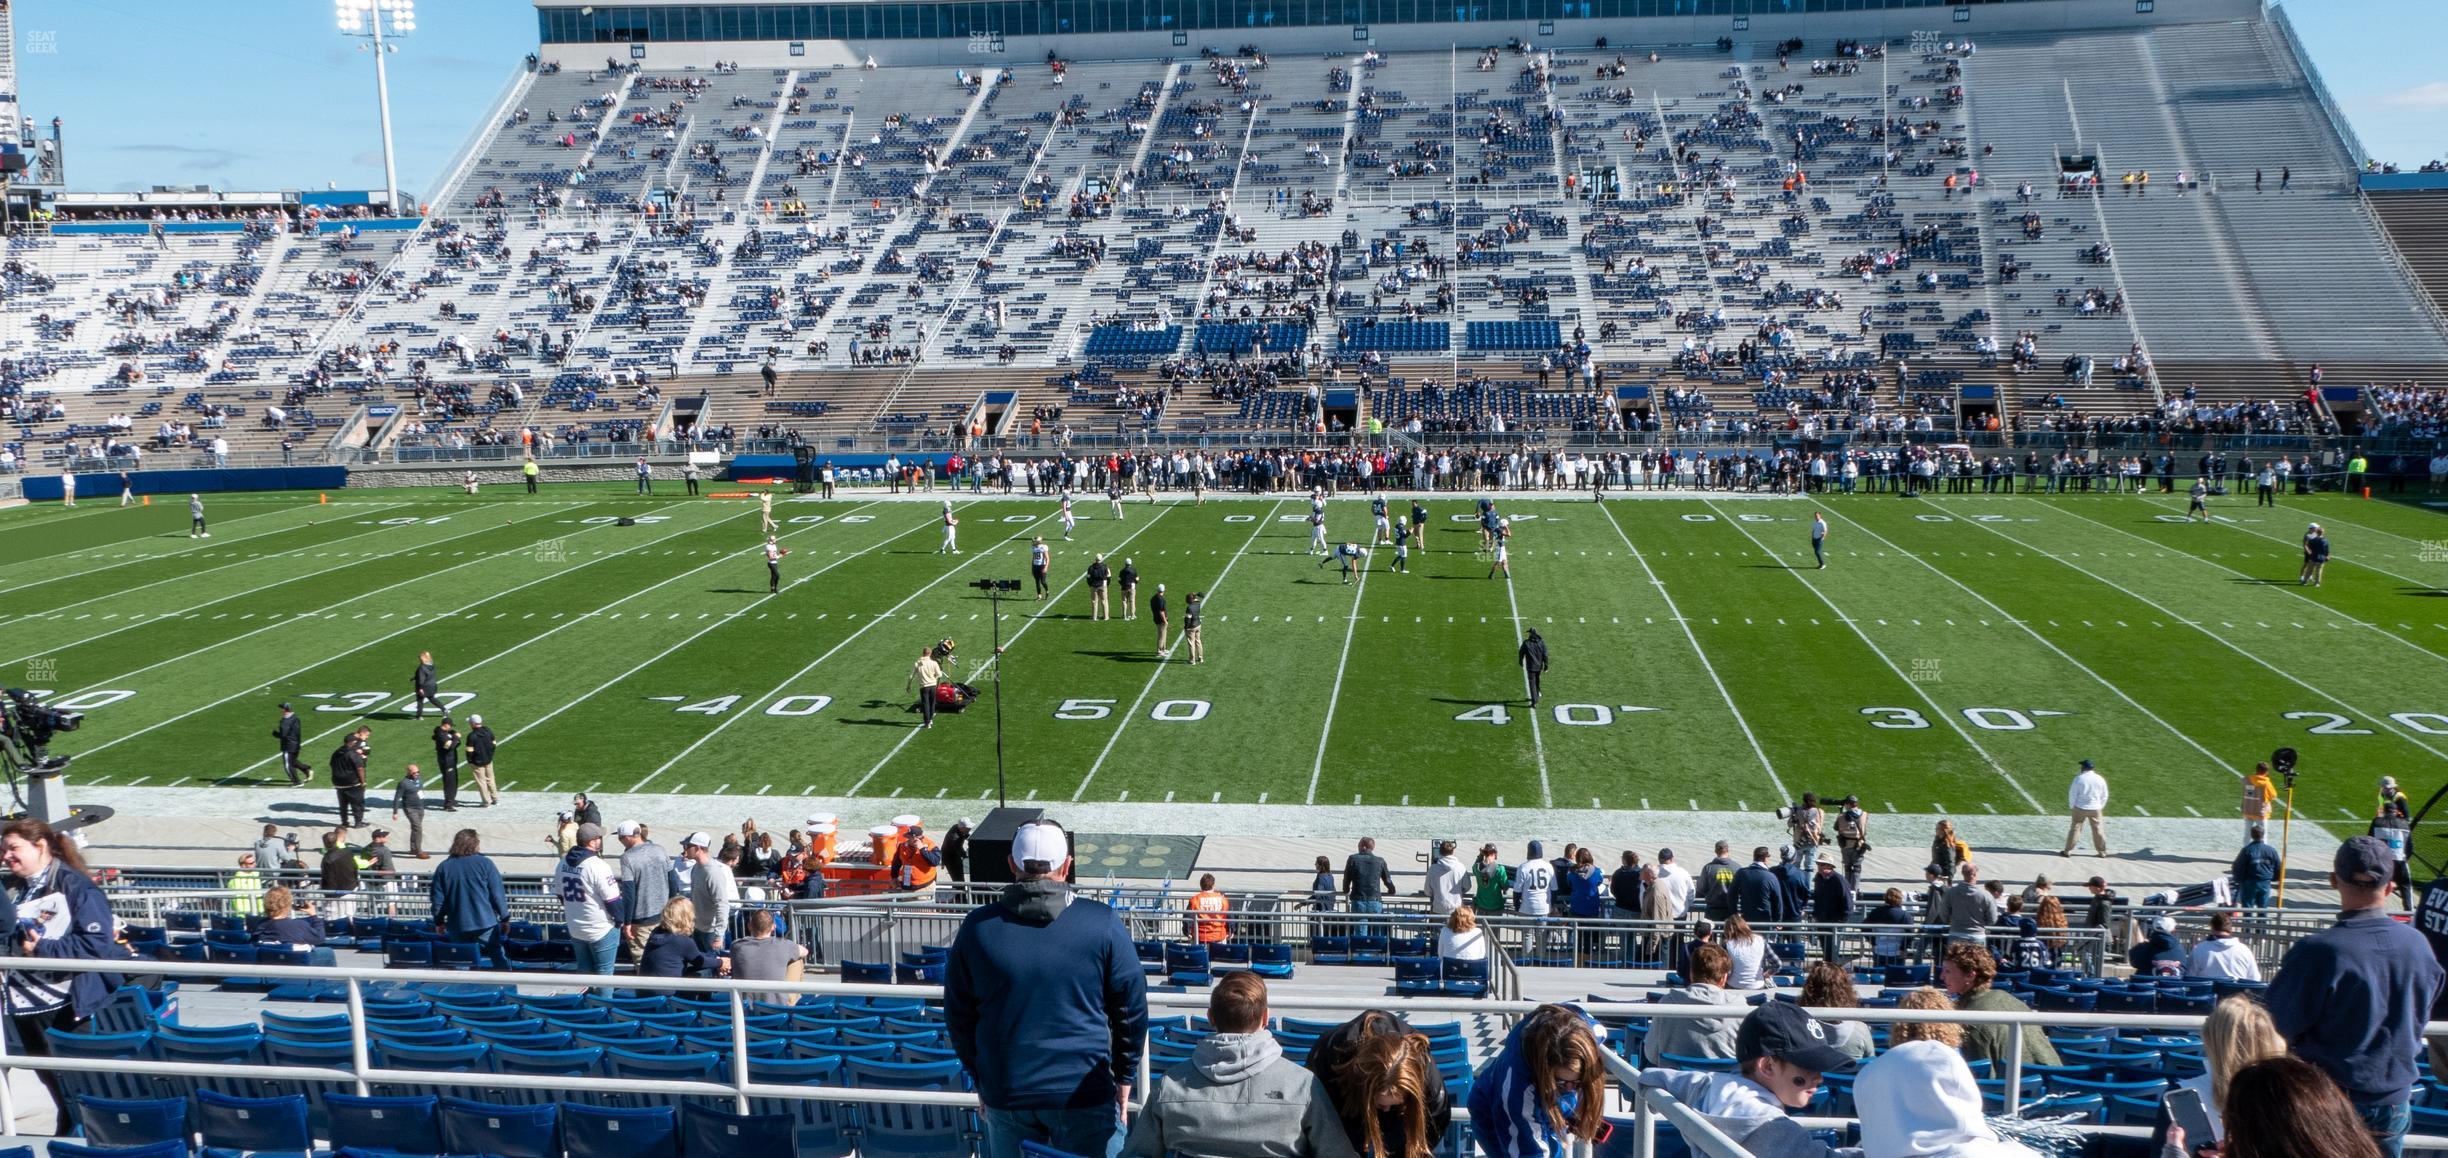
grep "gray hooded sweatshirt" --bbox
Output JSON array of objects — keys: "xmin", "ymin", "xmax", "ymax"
[{"xmin": 1122, "ymin": 1030, "xmax": 1361, "ymax": 1158}]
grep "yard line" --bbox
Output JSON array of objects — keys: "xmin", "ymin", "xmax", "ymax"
[
  {"xmin": 1705, "ymin": 499, "xmax": 2044, "ymax": 811},
  {"xmin": 2051, "ymin": 499, "xmax": 2448, "ymax": 663},
  {"xmin": 6, "ymin": 512, "xmax": 429, "ymax": 621},
  {"xmin": 1959, "ymin": 506, "xmax": 2448, "ymax": 765},
  {"xmin": 1304, "ymin": 540, "xmax": 1372, "ymax": 805},
  {"xmin": 13, "ymin": 502, "xmax": 601, "ymax": 676},
  {"xmin": 507, "ymin": 501, "xmax": 948, "ymax": 769},
  {"xmin": 1497, "ymin": 568, "xmax": 1553, "ymax": 809},
  {"xmin": 1596, "ymin": 503, "xmax": 1787, "ymax": 801},
  {"xmin": 66, "ymin": 501, "xmax": 709, "ymax": 757},
  {"xmin": 217, "ymin": 500, "xmax": 881, "ymax": 781},
  {"xmin": 2135, "ymin": 492, "xmax": 2448, "ymax": 589},
  {"xmin": 1072, "ymin": 500, "xmax": 1280, "ymax": 800},
  {"xmin": 1823, "ymin": 506, "xmax": 2233, "ymax": 776},
  {"xmin": 0, "ymin": 500, "xmax": 421, "ymax": 597},
  {"xmin": 842, "ymin": 505, "xmax": 1178, "ymax": 798}
]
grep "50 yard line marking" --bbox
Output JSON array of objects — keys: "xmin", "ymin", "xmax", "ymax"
[
  {"xmin": 1597, "ymin": 502, "xmax": 1787, "ymax": 802},
  {"xmin": 1305, "ymin": 537, "xmax": 1372, "ymax": 805},
  {"xmin": 1705, "ymin": 498, "xmax": 2044, "ymax": 811},
  {"xmin": 843, "ymin": 504, "xmax": 1180, "ymax": 798},
  {"xmin": 221, "ymin": 499, "xmax": 888, "ymax": 781},
  {"xmin": 1072, "ymin": 500, "xmax": 1281, "ymax": 800}
]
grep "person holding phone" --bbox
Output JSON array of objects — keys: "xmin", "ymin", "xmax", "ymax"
[{"xmin": 2155, "ymin": 996, "xmax": 2289, "ymax": 1157}]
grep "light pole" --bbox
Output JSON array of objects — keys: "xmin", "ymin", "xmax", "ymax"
[{"xmin": 335, "ymin": 0, "xmax": 416, "ymax": 213}]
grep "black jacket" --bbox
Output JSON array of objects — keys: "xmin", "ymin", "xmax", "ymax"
[
  {"xmin": 1810, "ymin": 872, "xmax": 1852, "ymax": 923},
  {"xmin": 1118, "ymin": 564, "xmax": 1137, "ymax": 588},
  {"xmin": 329, "ymin": 741, "xmax": 366, "ymax": 788},
  {"xmin": 1086, "ymin": 561, "xmax": 1109, "ymax": 587},
  {"xmin": 1697, "ymin": 856, "xmax": 1740, "ymax": 921},
  {"xmin": 320, "ymin": 845, "xmax": 361, "ymax": 891},
  {"xmin": 412, "ymin": 661, "xmax": 438, "ymax": 694},
  {"xmin": 431, "ymin": 726, "xmax": 460, "ymax": 761},
  {"xmin": 274, "ymin": 714, "xmax": 301, "ymax": 750},
  {"xmin": 1732, "ymin": 862, "xmax": 1790, "ymax": 924},
  {"xmin": 1303, "ymin": 1011, "xmax": 1454, "ymax": 1154},
  {"xmin": 943, "ymin": 827, "xmax": 971, "ymax": 881},
  {"xmin": 1609, "ymin": 865, "xmax": 1643, "ymax": 911},
  {"xmin": 1518, "ymin": 632, "xmax": 1549, "ymax": 673},
  {"xmin": 466, "ymin": 725, "xmax": 497, "ymax": 765}
]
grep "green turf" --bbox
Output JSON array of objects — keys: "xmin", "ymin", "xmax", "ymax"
[{"xmin": 5, "ymin": 482, "xmax": 2444, "ymax": 830}]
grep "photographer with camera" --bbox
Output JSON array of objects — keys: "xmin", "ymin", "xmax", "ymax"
[
  {"xmin": 1781, "ymin": 794, "xmax": 1826, "ymax": 875},
  {"xmin": 1832, "ymin": 795, "xmax": 1870, "ymax": 891}
]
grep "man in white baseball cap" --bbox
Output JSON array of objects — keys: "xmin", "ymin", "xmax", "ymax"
[
  {"xmin": 947, "ymin": 820, "xmax": 1147, "ymax": 1158},
  {"xmin": 615, "ymin": 820, "xmax": 671, "ymax": 961},
  {"xmin": 681, "ymin": 831, "xmax": 737, "ymax": 951}
]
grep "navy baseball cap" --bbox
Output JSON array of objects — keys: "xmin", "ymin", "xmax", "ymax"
[
  {"xmin": 1736, "ymin": 1001, "xmax": 1855, "ymax": 1072},
  {"xmin": 2335, "ymin": 835, "xmax": 2395, "ymax": 887}
]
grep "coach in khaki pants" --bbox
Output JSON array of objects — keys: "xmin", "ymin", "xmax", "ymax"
[
  {"xmin": 464, "ymin": 715, "xmax": 499, "ymax": 807},
  {"xmin": 2061, "ymin": 758, "xmax": 2109, "ymax": 858}
]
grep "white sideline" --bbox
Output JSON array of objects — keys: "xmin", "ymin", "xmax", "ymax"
[{"xmin": 1497, "ymin": 568, "xmax": 1554, "ymax": 810}]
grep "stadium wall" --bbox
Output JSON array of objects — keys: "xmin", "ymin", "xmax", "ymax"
[
  {"xmin": 18, "ymin": 467, "xmax": 349, "ymax": 502},
  {"xmin": 536, "ymin": 0, "xmax": 2261, "ymax": 69}
]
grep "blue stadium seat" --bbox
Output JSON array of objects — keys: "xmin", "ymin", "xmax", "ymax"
[
  {"xmin": 748, "ymin": 1055, "xmax": 854, "ymax": 1158},
  {"xmin": 194, "ymin": 1088, "xmax": 313, "ymax": 1153},
  {"xmin": 1394, "ymin": 957, "xmax": 1443, "ymax": 995},
  {"xmin": 1165, "ymin": 942, "xmax": 1214, "ymax": 987},
  {"xmin": 491, "ymin": 1044, "xmax": 607, "ymax": 1105},
  {"xmin": 46, "ymin": 1142, "xmax": 188, "ymax": 1158},
  {"xmin": 439, "ymin": 1095, "xmax": 560, "ymax": 1158},
  {"xmin": 605, "ymin": 1048, "xmax": 725, "ymax": 1112},
  {"xmin": 74, "ymin": 1095, "xmax": 190, "ymax": 1150},
  {"xmin": 1441, "ymin": 957, "xmax": 1490, "ymax": 998},
  {"xmin": 564, "ymin": 1103, "xmax": 679, "ymax": 1158},
  {"xmin": 48, "ymin": 1029, "xmax": 158, "ymax": 1105},
  {"xmin": 840, "ymin": 960, "xmax": 894, "ymax": 985},
  {"xmin": 326, "ymin": 1093, "xmax": 444, "ymax": 1154},
  {"xmin": 680, "ymin": 1102, "xmax": 796, "ymax": 1155}
]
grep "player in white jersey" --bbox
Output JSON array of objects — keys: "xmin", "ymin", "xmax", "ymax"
[
  {"xmin": 1107, "ymin": 482, "xmax": 1125, "ymax": 521},
  {"xmin": 1059, "ymin": 495, "xmax": 1076, "ymax": 541},
  {"xmin": 939, "ymin": 501, "xmax": 960, "ymax": 554},
  {"xmin": 763, "ymin": 536, "xmax": 789, "ymax": 593},
  {"xmin": 759, "ymin": 492, "xmax": 777, "ymax": 534}
]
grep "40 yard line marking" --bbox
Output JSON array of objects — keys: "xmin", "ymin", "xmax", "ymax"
[
  {"xmin": 67, "ymin": 501, "xmax": 697, "ymax": 758},
  {"xmin": 1498, "ymin": 567, "xmax": 1553, "ymax": 808},
  {"xmin": 1706, "ymin": 498, "xmax": 2044, "ymax": 812},
  {"xmin": 1597, "ymin": 502, "xmax": 1787, "ymax": 802},
  {"xmin": 844, "ymin": 505, "xmax": 1179, "ymax": 798},
  {"xmin": 1305, "ymin": 529, "xmax": 1373, "ymax": 805},
  {"xmin": 1072, "ymin": 500, "xmax": 1281, "ymax": 800},
  {"xmin": 512, "ymin": 500, "xmax": 938, "ymax": 766}
]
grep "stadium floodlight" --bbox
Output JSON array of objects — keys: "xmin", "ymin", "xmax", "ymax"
[{"xmin": 334, "ymin": 0, "xmax": 415, "ymax": 214}]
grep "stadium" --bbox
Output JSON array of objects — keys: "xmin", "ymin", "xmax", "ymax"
[{"xmin": 0, "ymin": 0, "xmax": 2445, "ymax": 1152}]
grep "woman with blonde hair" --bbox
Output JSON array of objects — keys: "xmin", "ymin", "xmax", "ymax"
[
  {"xmin": 2158, "ymin": 996, "xmax": 2286, "ymax": 1156},
  {"xmin": 1306, "ymin": 1009, "xmax": 1453, "ymax": 1157},
  {"xmin": 1931, "ymin": 819, "xmax": 1970, "ymax": 878},
  {"xmin": 1889, "ymin": 987, "xmax": 1963, "ymax": 1049},
  {"xmin": 1437, "ymin": 904, "xmax": 1487, "ymax": 962},
  {"xmin": 1467, "ymin": 1004, "xmax": 1606, "ymax": 1155},
  {"xmin": 639, "ymin": 897, "xmax": 713, "ymax": 978}
]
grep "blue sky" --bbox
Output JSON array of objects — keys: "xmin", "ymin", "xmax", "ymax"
[{"xmin": 13, "ymin": 0, "xmax": 2445, "ymax": 197}]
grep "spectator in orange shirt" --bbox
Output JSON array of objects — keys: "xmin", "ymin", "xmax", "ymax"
[{"xmin": 1189, "ymin": 873, "xmax": 1231, "ymax": 944}]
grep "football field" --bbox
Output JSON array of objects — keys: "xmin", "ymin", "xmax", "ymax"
[{"xmin": 4, "ymin": 481, "xmax": 2444, "ymax": 834}]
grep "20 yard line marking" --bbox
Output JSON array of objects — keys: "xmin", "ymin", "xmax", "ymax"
[
  {"xmin": 1706, "ymin": 499, "xmax": 2044, "ymax": 811},
  {"xmin": 1598, "ymin": 503, "xmax": 1787, "ymax": 801},
  {"xmin": 1073, "ymin": 500, "xmax": 1280, "ymax": 800},
  {"xmin": 1305, "ymin": 530, "xmax": 1373, "ymax": 805},
  {"xmin": 845, "ymin": 506, "xmax": 1178, "ymax": 798}
]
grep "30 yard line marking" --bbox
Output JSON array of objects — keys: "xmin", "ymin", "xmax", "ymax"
[
  {"xmin": 217, "ymin": 499, "xmax": 854, "ymax": 782},
  {"xmin": 1497, "ymin": 568, "xmax": 1553, "ymax": 808},
  {"xmin": 844, "ymin": 506, "xmax": 1176, "ymax": 799},
  {"xmin": 1, "ymin": 501, "xmax": 600, "ymax": 672},
  {"xmin": 73, "ymin": 500, "xmax": 710, "ymax": 760},
  {"xmin": 1305, "ymin": 530, "xmax": 1373, "ymax": 805},
  {"xmin": 1598, "ymin": 503, "xmax": 1787, "ymax": 801},
  {"xmin": 1706, "ymin": 499, "xmax": 2044, "ymax": 811},
  {"xmin": 1074, "ymin": 500, "xmax": 1280, "ymax": 800},
  {"xmin": 1828, "ymin": 506, "xmax": 2232, "ymax": 776}
]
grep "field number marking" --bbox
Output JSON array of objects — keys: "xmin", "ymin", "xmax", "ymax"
[
  {"xmin": 1055, "ymin": 698, "xmax": 1213, "ymax": 722},
  {"xmin": 2285, "ymin": 710, "xmax": 2448, "ymax": 736},
  {"xmin": 301, "ymin": 690, "xmax": 474, "ymax": 714},
  {"xmin": 1453, "ymin": 703, "xmax": 1666, "ymax": 726},
  {"xmin": 1863, "ymin": 706, "xmax": 2055, "ymax": 731}
]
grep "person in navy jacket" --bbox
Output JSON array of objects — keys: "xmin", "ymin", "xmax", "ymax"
[{"xmin": 4, "ymin": 818, "xmax": 128, "ymax": 1120}]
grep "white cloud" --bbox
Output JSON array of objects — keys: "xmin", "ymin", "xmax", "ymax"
[{"xmin": 2377, "ymin": 81, "xmax": 2448, "ymax": 108}]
